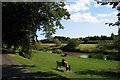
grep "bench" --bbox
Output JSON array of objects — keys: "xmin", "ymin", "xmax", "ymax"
[{"xmin": 56, "ymin": 61, "xmax": 70, "ymax": 71}]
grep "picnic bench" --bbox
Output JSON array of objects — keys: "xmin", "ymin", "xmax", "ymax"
[{"xmin": 56, "ymin": 61, "xmax": 71, "ymax": 71}]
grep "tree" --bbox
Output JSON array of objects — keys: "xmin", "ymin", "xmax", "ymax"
[
  {"xmin": 95, "ymin": 1, "xmax": 120, "ymax": 33},
  {"xmin": 65, "ymin": 39, "xmax": 79, "ymax": 51},
  {"xmin": 111, "ymin": 33, "xmax": 115, "ymax": 40},
  {"xmin": 95, "ymin": 1, "xmax": 120, "ymax": 53},
  {"xmin": 53, "ymin": 39, "xmax": 61, "ymax": 47},
  {"xmin": 83, "ymin": 38, "xmax": 89, "ymax": 43},
  {"xmin": 2, "ymin": 2, "xmax": 70, "ymax": 58}
]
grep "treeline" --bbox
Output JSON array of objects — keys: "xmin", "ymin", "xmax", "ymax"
[
  {"xmin": 41, "ymin": 33, "xmax": 117, "ymax": 44},
  {"xmin": 41, "ymin": 36, "xmax": 70, "ymax": 43},
  {"xmin": 79, "ymin": 33, "xmax": 117, "ymax": 41}
]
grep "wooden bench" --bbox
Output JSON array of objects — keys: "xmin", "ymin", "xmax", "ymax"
[{"xmin": 56, "ymin": 61, "xmax": 70, "ymax": 71}]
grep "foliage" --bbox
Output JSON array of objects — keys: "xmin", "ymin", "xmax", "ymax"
[
  {"xmin": 53, "ymin": 39, "xmax": 62, "ymax": 47},
  {"xmin": 52, "ymin": 49, "xmax": 63, "ymax": 54},
  {"xmin": 88, "ymin": 53, "xmax": 97, "ymax": 58},
  {"xmin": 30, "ymin": 41, "xmax": 41, "ymax": 50},
  {"xmin": 83, "ymin": 38, "xmax": 89, "ymax": 43},
  {"xmin": 95, "ymin": 1, "xmax": 120, "ymax": 53},
  {"xmin": 96, "ymin": 37, "xmax": 119, "ymax": 54},
  {"xmin": 41, "ymin": 39, "xmax": 54, "ymax": 43},
  {"xmin": 2, "ymin": 2, "xmax": 70, "ymax": 58},
  {"xmin": 53, "ymin": 36, "xmax": 70, "ymax": 43},
  {"xmin": 67, "ymin": 39, "xmax": 79, "ymax": 48},
  {"xmin": 19, "ymin": 49, "xmax": 33, "ymax": 59},
  {"xmin": 96, "ymin": 53, "xmax": 104, "ymax": 60},
  {"xmin": 88, "ymin": 53, "xmax": 104, "ymax": 60},
  {"xmin": 61, "ymin": 39, "xmax": 79, "ymax": 51},
  {"xmin": 107, "ymin": 54, "xmax": 120, "ymax": 61}
]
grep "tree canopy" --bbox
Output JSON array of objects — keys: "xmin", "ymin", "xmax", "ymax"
[
  {"xmin": 95, "ymin": 1, "xmax": 120, "ymax": 52},
  {"xmin": 2, "ymin": 2, "xmax": 70, "ymax": 57}
]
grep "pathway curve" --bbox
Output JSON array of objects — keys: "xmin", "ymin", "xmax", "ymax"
[{"xmin": 2, "ymin": 54, "xmax": 37, "ymax": 80}]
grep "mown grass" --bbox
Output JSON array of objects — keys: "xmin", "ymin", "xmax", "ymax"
[{"xmin": 9, "ymin": 51, "xmax": 119, "ymax": 79}]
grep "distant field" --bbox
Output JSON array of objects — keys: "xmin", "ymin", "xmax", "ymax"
[
  {"xmin": 76, "ymin": 44, "xmax": 98, "ymax": 52},
  {"xmin": 40, "ymin": 43, "xmax": 97, "ymax": 52},
  {"xmin": 41, "ymin": 43, "xmax": 55, "ymax": 46},
  {"xmin": 9, "ymin": 51, "xmax": 119, "ymax": 78},
  {"xmin": 41, "ymin": 43, "xmax": 66, "ymax": 47},
  {"xmin": 77, "ymin": 44, "xmax": 98, "ymax": 49}
]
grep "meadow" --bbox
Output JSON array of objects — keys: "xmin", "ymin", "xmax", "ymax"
[
  {"xmin": 76, "ymin": 44, "xmax": 98, "ymax": 52},
  {"xmin": 9, "ymin": 51, "xmax": 119, "ymax": 79}
]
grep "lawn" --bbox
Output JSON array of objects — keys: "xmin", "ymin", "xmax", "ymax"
[{"xmin": 9, "ymin": 51, "xmax": 119, "ymax": 79}]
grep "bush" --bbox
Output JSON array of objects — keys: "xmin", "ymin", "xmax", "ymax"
[
  {"xmin": 53, "ymin": 39, "xmax": 61, "ymax": 47},
  {"xmin": 21, "ymin": 50, "xmax": 33, "ymax": 59},
  {"xmin": 52, "ymin": 49, "xmax": 63, "ymax": 54},
  {"xmin": 31, "ymin": 41, "xmax": 41, "ymax": 50},
  {"xmin": 88, "ymin": 53, "xmax": 97, "ymax": 58},
  {"xmin": 107, "ymin": 54, "xmax": 120, "ymax": 61},
  {"xmin": 67, "ymin": 39, "xmax": 79, "ymax": 48},
  {"xmin": 96, "ymin": 53, "xmax": 104, "ymax": 60},
  {"xmin": 88, "ymin": 53, "xmax": 104, "ymax": 60},
  {"xmin": 39, "ymin": 47, "xmax": 48, "ymax": 52},
  {"xmin": 61, "ymin": 39, "xmax": 79, "ymax": 51}
]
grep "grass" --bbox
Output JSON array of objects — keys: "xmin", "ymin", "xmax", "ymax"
[
  {"xmin": 9, "ymin": 51, "xmax": 119, "ymax": 79},
  {"xmin": 76, "ymin": 44, "xmax": 98, "ymax": 52}
]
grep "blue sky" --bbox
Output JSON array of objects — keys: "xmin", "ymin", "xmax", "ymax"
[{"xmin": 37, "ymin": 0, "xmax": 118, "ymax": 40}]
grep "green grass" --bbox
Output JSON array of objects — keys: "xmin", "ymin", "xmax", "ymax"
[{"xmin": 9, "ymin": 51, "xmax": 119, "ymax": 79}]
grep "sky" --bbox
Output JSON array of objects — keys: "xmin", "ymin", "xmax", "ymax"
[{"xmin": 37, "ymin": 0, "xmax": 118, "ymax": 40}]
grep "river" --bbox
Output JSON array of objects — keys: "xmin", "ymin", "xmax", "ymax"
[
  {"xmin": 63, "ymin": 52, "xmax": 107, "ymax": 60},
  {"xmin": 63, "ymin": 52, "xmax": 89, "ymax": 58}
]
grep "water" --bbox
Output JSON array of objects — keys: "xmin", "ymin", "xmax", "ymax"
[
  {"xmin": 49, "ymin": 50, "xmax": 106, "ymax": 60},
  {"xmin": 63, "ymin": 52, "xmax": 107, "ymax": 60},
  {"xmin": 63, "ymin": 52, "xmax": 88, "ymax": 58}
]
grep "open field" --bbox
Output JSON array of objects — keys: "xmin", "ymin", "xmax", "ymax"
[
  {"xmin": 41, "ymin": 43, "xmax": 97, "ymax": 49},
  {"xmin": 76, "ymin": 44, "xmax": 98, "ymax": 52},
  {"xmin": 9, "ymin": 51, "xmax": 119, "ymax": 79}
]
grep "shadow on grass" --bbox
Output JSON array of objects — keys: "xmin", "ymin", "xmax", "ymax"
[
  {"xmin": 2, "ymin": 64, "xmax": 68, "ymax": 80},
  {"xmin": 75, "ymin": 70, "xmax": 120, "ymax": 79}
]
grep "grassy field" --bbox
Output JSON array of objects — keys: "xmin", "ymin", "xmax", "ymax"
[
  {"xmin": 76, "ymin": 44, "xmax": 98, "ymax": 52},
  {"xmin": 9, "ymin": 51, "xmax": 119, "ymax": 79},
  {"xmin": 41, "ymin": 43, "xmax": 97, "ymax": 51}
]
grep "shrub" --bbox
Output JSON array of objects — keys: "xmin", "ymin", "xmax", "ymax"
[
  {"xmin": 53, "ymin": 39, "xmax": 61, "ymax": 47},
  {"xmin": 39, "ymin": 47, "xmax": 48, "ymax": 52},
  {"xmin": 52, "ymin": 49, "xmax": 63, "ymax": 54},
  {"xmin": 88, "ymin": 53, "xmax": 104, "ymax": 60},
  {"xmin": 61, "ymin": 39, "xmax": 79, "ymax": 51},
  {"xmin": 31, "ymin": 41, "xmax": 41, "ymax": 50},
  {"xmin": 107, "ymin": 54, "xmax": 120, "ymax": 61},
  {"xmin": 96, "ymin": 53, "xmax": 104, "ymax": 60},
  {"xmin": 67, "ymin": 39, "xmax": 79, "ymax": 48},
  {"xmin": 21, "ymin": 50, "xmax": 33, "ymax": 59},
  {"xmin": 88, "ymin": 53, "xmax": 97, "ymax": 58}
]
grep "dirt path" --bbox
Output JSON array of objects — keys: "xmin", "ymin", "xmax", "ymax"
[{"xmin": 2, "ymin": 54, "xmax": 37, "ymax": 80}]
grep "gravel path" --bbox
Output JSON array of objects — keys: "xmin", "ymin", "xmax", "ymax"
[{"xmin": 2, "ymin": 54, "xmax": 37, "ymax": 80}]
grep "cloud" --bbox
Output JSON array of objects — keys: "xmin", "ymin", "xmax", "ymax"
[
  {"xmin": 70, "ymin": 12, "xmax": 114, "ymax": 23},
  {"xmin": 97, "ymin": 12, "xmax": 117, "ymax": 17},
  {"xmin": 64, "ymin": 0, "xmax": 91, "ymax": 12},
  {"xmin": 94, "ymin": 3, "xmax": 100, "ymax": 7},
  {"xmin": 70, "ymin": 13, "xmax": 98, "ymax": 23}
]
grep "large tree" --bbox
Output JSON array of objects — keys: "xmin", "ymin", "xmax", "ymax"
[
  {"xmin": 2, "ymin": 2, "xmax": 70, "ymax": 58},
  {"xmin": 95, "ymin": 1, "xmax": 120, "ymax": 52}
]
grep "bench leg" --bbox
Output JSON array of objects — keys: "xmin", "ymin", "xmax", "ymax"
[{"xmin": 69, "ymin": 65, "xmax": 70, "ymax": 71}]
